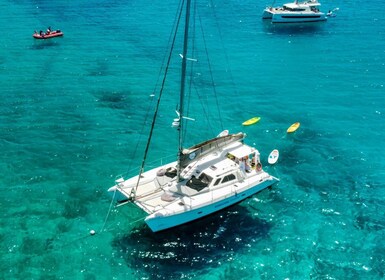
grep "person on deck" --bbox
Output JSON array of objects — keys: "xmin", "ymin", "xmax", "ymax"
[
  {"xmin": 244, "ymin": 157, "xmax": 251, "ymax": 173},
  {"xmin": 239, "ymin": 158, "xmax": 246, "ymax": 173}
]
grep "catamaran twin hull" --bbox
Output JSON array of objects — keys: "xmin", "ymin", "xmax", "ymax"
[
  {"xmin": 264, "ymin": 12, "xmax": 327, "ymax": 23},
  {"xmin": 144, "ymin": 176, "xmax": 278, "ymax": 232}
]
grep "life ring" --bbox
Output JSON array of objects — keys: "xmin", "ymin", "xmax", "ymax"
[{"xmin": 256, "ymin": 162, "xmax": 262, "ymax": 171}]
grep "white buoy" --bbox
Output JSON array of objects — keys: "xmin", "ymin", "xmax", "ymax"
[{"xmin": 90, "ymin": 230, "xmax": 96, "ymax": 236}]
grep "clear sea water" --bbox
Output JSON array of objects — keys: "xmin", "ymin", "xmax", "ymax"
[{"xmin": 1, "ymin": 0, "xmax": 385, "ymax": 279}]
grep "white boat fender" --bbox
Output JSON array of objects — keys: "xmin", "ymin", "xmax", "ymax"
[{"xmin": 157, "ymin": 169, "xmax": 166, "ymax": 176}]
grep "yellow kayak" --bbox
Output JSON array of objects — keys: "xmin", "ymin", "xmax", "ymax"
[
  {"xmin": 242, "ymin": 117, "xmax": 261, "ymax": 126},
  {"xmin": 287, "ymin": 122, "xmax": 300, "ymax": 133}
]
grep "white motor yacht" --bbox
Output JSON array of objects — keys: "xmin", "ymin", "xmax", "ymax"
[{"xmin": 263, "ymin": 0, "xmax": 327, "ymax": 23}]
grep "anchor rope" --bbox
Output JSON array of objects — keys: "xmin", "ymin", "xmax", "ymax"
[{"xmin": 99, "ymin": 188, "xmax": 117, "ymax": 233}]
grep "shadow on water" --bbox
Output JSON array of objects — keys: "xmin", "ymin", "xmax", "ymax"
[
  {"xmin": 92, "ymin": 90, "xmax": 131, "ymax": 110},
  {"xmin": 112, "ymin": 204, "xmax": 271, "ymax": 279},
  {"xmin": 262, "ymin": 20, "xmax": 327, "ymax": 35},
  {"xmin": 87, "ymin": 58, "xmax": 111, "ymax": 77},
  {"xmin": 30, "ymin": 40, "xmax": 61, "ymax": 50}
]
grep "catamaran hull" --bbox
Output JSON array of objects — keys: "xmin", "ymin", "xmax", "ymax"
[
  {"xmin": 263, "ymin": 10, "xmax": 326, "ymax": 23},
  {"xmin": 144, "ymin": 177, "xmax": 278, "ymax": 232},
  {"xmin": 271, "ymin": 14, "xmax": 326, "ymax": 23}
]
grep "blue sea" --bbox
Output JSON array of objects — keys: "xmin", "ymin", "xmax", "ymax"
[{"xmin": 1, "ymin": 0, "xmax": 385, "ymax": 279}]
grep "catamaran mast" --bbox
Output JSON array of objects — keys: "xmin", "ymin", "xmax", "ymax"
[
  {"xmin": 177, "ymin": 0, "xmax": 192, "ymax": 182},
  {"xmin": 129, "ymin": 0, "xmax": 190, "ymax": 198}
]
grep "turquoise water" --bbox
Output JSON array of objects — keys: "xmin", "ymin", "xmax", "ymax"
[{"xmin": 1, "ymin": 0, "xmax": 385, "ymax": 279}]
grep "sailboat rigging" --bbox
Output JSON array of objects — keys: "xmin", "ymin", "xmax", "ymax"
[{"xmin": 108, "ymin": 0, "xmax": 279, "ymax": 232}]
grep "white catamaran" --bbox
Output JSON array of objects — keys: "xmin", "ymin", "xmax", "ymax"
[
  {"xmin": 108, "ymin": 0, "xmax": 279, "ymax": 232},
  {"xmin": 262, "ymin": 0, "xmax": 327, "ymax": 23}
]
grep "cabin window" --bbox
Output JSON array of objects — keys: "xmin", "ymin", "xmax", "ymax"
[
  {"xmin": 198, "ymin": 173, "xmax": 213, "ymax": 184},
  {"xmin": 222, "ymin": 174, "xmax": 236, "ymax": 183},
  {"xmin": 186, "ymin": 175, "xmax": 208, "ymax": 192},
  {"xmin": 213, "ymin": 178, "xmax": 221, "ymax": 186}
]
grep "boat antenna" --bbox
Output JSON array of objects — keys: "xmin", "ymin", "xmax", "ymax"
[{"xmin": 177, "ymin": 0, "xmax": 192, "ymax": 182}]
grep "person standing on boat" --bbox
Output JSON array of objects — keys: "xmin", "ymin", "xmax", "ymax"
[
  {"xmin": 46, "ymin": 27, "xmax": 51, "ymax": 35},
  {"xmin": 244, "ymin": 156, "xmax": 251, "ymax": 173},
  {"xmin": 239, "ymin": 158, "xmax": 246, "ymax": 173}
]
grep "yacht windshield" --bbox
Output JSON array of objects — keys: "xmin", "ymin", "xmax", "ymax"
[{"xmin": 186, "ymin": 173, "xmax": 213, "ymax": 192}]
